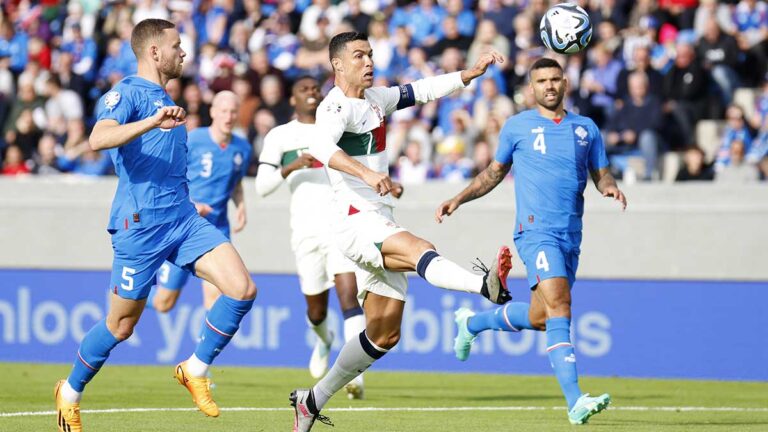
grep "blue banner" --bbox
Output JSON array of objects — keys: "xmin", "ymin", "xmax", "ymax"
[{"xmin": 0, "ymin": 269, "xmax": 766, "ymax": 381}]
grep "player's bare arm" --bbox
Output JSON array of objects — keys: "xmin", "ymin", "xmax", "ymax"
[
  {"xmin": 435, "ymin": 160, "xmax": 511, "ymax": 223},
  {"xmin": 231, "ymin": 180, "xmax": 247, "ymax": 233},
  {"xmin": 327, "ymin": 150, "xmax": 393, "ymax": 196},
  {"xmin": 460, "ymin": 50, "xmax": 505, "ymax": 85},
  {"xmin": 89, "ymin": 106, "xmax": 187, "ymax": 150},
  {"xmin": 590, "ymin": 167, "xmax": 627, "ymax": 210}
]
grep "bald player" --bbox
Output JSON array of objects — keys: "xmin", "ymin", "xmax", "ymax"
[{"xmin": 54, "ymin": 19, "xmax": 256, "ymax": 432}]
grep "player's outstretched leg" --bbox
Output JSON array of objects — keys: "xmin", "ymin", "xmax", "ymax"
[
  {"xmin": 453, "ymin": 302, "xmax": 534, "ymax": 360},
  {"xmin": 410, "ymin": 243, "xmax": 512, "ymax": 304},
  {"xmin": 308, "ymin": 315, "xmax": 334, "ymax": 379}
]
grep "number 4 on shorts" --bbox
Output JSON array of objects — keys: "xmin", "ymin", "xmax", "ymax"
[{"xmin": 536, "ymin": 251, "xmax": 550, "ymax": 272}]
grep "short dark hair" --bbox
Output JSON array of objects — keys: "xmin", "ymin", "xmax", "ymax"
[
  {"xmin": 529, "ymin": 57, "xmax": 563, "ymax": 75},
  {"xmin": 131, "ymin": 19, "xmax": 175, "ymax": 57},
  {"xmin": 329, "ymin": 31, "xmax": 369, "ymax": 64},
  {"xmin": 292, "ymin": 75, "xmax": 318, "ymax": 94}
]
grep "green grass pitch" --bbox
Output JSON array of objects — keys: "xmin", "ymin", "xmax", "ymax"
[{"xmin": 2, "ymin": 362, "xmax": 767, "ymax": 431}]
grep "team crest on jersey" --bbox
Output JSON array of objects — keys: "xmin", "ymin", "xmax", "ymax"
[
  {"xmin": 574, "ymin": 125, "xmax": 589, "ymax": 146},
  {"xmin": 326, "ymin": 102, "xmax": 342, "ymax": 114},
  {"xmin": 233, "ymin": 152, "xmax": 243, "ymax": 167},
  {"xmin": 153, "ymin": 100, "xmax": 165, "ymax": 109},
  {"xmin": 104, "ymin": 91, "xmax": 120, "ymax": 110}
]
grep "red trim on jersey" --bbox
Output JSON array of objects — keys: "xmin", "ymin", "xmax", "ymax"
[
  {"xmin": 311, "ymin": 160, "xmax": 324, "ymax": 168},
  {"xmin": 518, "ymin": 223, "xmax": 523, "ymax": 233},
  {"xmin": 113, "ymin": 285, "xmax": 118, "ymax": 294},
  {"xmin": 536, "ymin": 275, "xmax": 541, "ymax": 284},
  {"xmin": 124, "ymin": 218, "xmax": 128, "ymax": 229},
  {"xmin": 348, "ymin": 205, "xmax": 360, "ymax": 216},
  {"xmin": 552, "ymin": 118, "xmax": 563, "ymax": 124},
  {"xmin": 372, "ymin": 121, "xmax": 387, "ymax": 153}
]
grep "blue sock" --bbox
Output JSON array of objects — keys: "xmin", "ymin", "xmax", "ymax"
[
  {"xmin": 467, "ymin": 302, "xmax": 533, "ymax": 335},
  {"xmin": 198, "ymin": 309, "xmax": 209, "ymax": 342},
  {"xmin": 194, "ymin": 296, "xmax": 254, "ymax": 364},
  {"xmin": 546, "ymin": 317, "xmax": 581, "ymax": 410},
  {"xmin": 66, "ymin": 319, "xmax": 120, "ymax": 392}
]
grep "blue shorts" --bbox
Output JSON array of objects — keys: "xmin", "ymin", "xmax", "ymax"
[
  {"xmin": 513, "ymin": 230, "xmax": 582, "ymax": 289},
  {"xmin": 109, "ymin": 214, "xmax": 228, "ymax": 300},
  {"xmin": 155, "ymin": 223, "xmax": 231, "ymax": 291}
]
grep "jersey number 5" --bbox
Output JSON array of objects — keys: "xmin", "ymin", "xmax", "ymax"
[
  {"xmin": 121, "ymin": 266, "xmax": 136, "ymax": 291},
  {"xmin": 533, "ymin": 132, "xmax": 547, "ymax": 155}
]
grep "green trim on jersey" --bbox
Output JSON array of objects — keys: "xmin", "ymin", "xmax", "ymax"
[
  {"xmin": 338, "ymin": 131, "xmax": 381, "ymax": 156},
  {"xmin": 281, "ymin": 148, "xmax": 308, "ymax": 166}
]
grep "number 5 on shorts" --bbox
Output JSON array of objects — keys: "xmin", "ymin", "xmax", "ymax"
[
  {"xmin": 121, "ymin": 266, "xmax": 136, "ymax": 291},
  {"xmin": 536, "ymin": 251, "xmax": 550, "ymax": 272}
]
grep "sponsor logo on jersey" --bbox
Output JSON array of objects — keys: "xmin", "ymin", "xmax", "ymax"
[
  {"xmin": 326, "ymin": 102, "xmax": 342, "ymax": 114},
  {"xmin": 104, "ymin": 91, "xmax": 120, "ymax": 110},
  {"xmin": 531, "ymin": 126, "xmax": 544, "ymax": 134},
  {"xmin": 154, "ymin": 100, "xmax": 164, "ymax": 108},
  {"xmin": 234, "ymin": 152, "xmax": 243, "ymax": 167},
  {"xmin": 575, "ymin": 125, "xmax": 589, "ymax": 146}
]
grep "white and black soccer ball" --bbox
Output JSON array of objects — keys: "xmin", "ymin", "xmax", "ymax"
[{"xmin": 539, "ymin": 3, "xmax": 593, "ymax": 55}]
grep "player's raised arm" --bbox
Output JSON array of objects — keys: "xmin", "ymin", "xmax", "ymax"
[
  {"xmin": 90, "ymin": 106, "xmax": 186, "ymax": 151},
  {"xmin": 435, "ymin": 160, "xmax": 510, "ymax": 223},
  {"xmin": 231, "ymin": 180, "xmax": 247, "ymax": 233},
  {"xmin": 590, "ymin": 167, "xmax": 627, "ymax": 210}
]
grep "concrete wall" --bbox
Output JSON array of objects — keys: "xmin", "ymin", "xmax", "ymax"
[{"xmin": 1, "ymin": 177, "xmax": 766, "ymax": 280}]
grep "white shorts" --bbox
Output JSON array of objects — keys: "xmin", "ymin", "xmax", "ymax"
[
  {"xmin": 293, "ymin": 234, "xmax": 358, "ymax": 296},
  {"xmin": 333, "ymin": 205, "xmax": 408, "ymax": 302}
]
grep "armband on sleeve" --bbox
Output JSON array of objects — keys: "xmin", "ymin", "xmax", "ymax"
[{"xmin": 396, "ymin": 84, "xmax": 416, "ymax": 109}]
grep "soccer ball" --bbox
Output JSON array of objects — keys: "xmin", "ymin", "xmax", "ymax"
[{"xmin": 539, "ymin": 3, "xmax": 593, "ymax": 55}]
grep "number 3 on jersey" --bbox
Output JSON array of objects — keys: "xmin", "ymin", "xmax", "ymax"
[
  {"xmin": 200, "ymin": 152, "xmax": 213, "ymax": 177},
  {"xmin": 533, "ymin": 130, "xmax": 547, "ymax": 155},
  {"xmin": 536, "ymin": 251, "xmax": 550, "ymax": 272}
]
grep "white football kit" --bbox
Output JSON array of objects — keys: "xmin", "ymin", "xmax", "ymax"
[
  {"xmin": 309, "ymin": 72, "xmax": 468, "ymax": 301},
  {"xmin": 257, "ymin": 120, "xmax": 357, "ymax": 296}
]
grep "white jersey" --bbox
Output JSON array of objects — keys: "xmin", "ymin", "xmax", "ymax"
[
  {"xmin": 315, "ymin": 86, "xmax": 403, "ymax": 213},
  {"xmin": 258, "ymin": 120, "xmax": 334, "ymax": 240}
]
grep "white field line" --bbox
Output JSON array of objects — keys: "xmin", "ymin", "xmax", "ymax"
[{"xmin": 2, "ymin": 406, "xmax": 768, "ymax": 418}]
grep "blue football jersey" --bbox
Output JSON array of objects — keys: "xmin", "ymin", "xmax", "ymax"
[
  {"xmin": 96, "ymin": 76, "xmax": 195, "ymax": 231},
  {"xmin": 496, "ymin": 109, "xmax": 609, "ymax": 233},
  {"xmin": 186, "ymin": 128, "xmax": 252, "ymax": 228}
]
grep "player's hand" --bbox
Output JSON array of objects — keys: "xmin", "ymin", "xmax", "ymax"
[
  {"xmin": 435, "ymin": 198, "xmax": 460, "ymax": 223},
  {"xmin": 194, "ymin": 202, "xmax": 213, "ymax": 217},
  {"xmin": 461, "ymin": 50, "xmax": 505, "ymax": 84},
  {"xmin": 153, "ymin": 106, "xmax": 187, "ymax": 129},
  {"xmin": 362, "ymin": 170, "xmax": 393, "ymax": 196},
  {"xmin": 602, "ymin": 186, "xmax": 627, "ymax": 211},
  {"xmin": 233, "ymin": 204, "xmax": 247, "ymax": 233},
  {"xmin": 391, "ymin": 182, "xmax": 404, "ymax": 199}
]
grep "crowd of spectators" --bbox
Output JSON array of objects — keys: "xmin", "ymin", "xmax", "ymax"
[{"xmin": 0, "ymin": 0, "xmax": 767, "ymax": 184}]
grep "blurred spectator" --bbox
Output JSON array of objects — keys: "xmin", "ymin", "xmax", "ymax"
[
  {"xmin": 60, "ymin": 23, "xmax": 98, "ymax": 83},
  {"xmin": 715, "ymin": 140, "xmax": 760, "ymax": 183},
  {"xmin": 245, "ymin": 49, "xmax": 286, "ymax": 98},
  {"xmin": 468, "ymin": 20, "xmax": 510, "ymax": 67},
  {"xmin": 435, "ymin": 136, "xmax": 473, "ymax": 182},
  {"xmin": 676, "ymin": 146, "xmax": 715, "ymax": 181},
  {"xmin": 659, "ymin": 0, "xmax": 698, "ymax": 30},
  {"xmin": 181, "ymin": 82, "xmax": 212, "ymax": 127},
  {"xmin": 472, "ymin": 78, "xmax": 514, "ymax": 132},
  {"xmin": 395, "ymin": 0, "xmax": 446, "ymax": 48},
  {"xmin": 6, "ymin": 109, "xmax": 42, "ymax": 161},
  {"xmin": 663, "ymin": 42, "xmax": 709, "ymax": 149},
  {"xmin": 369, "ymin": 17, "xmax": 395, "ymax": 79},
  {"xmin": 429, "ymin": 16, "xmax": 472, "ymax": 58},
  {"xmin": 616, "ymin": 44, "xmax": 664, "ymax": 100},
  {"xmin": 0, "ymin": 21, "xmax": 29, "ymax": 74},
  {"xmin": 260, "ymin": 74, "xmax": 292, "ymax": 125},
  {"xmin": 232, "ymin": 77, "xmax": 259, "ymax": 134},
  {"xmin": 697, "ymin": 17, "xmax": 740, "ymax": 106},
  {"xmin": 4, "ymin": 77, "xmax": 44, "ymax": 138},
  {"xmin": 715, "ymin": 105, "xmax": 754, "ymax": 171},
  {"xmin": 133, "ymin": 0, "xmax": 170, "ymax": 24},
  {"xmin": 295, "ymin": 14, "xmax": 333, "ymax": 78},
  {"xmin": 401, "ymin": 47, "xmax": 437, "ymax": 83},
  {"xmin": 1, "ymin": 145, "xmax": 30, "ymax": 175},
  {"xmin": 396, "ymin": 140, "xmax": 431, "ymax": 184},
  {"xmin": 44, "ymin": 76, "xmax": 84, "ymax": 124},
  {"xmin": 58, "ymin": 141, "xmax": 113, "ymax": 176},
  {"xmin": 0, "ymin": 53, "xmax": 15, "ymax": 98},
  {"xmin": 471, "ymin": 140, "xmax": 493, "ymax": 177},
  {"xmin": 733, "ymin": 0, "xmax": 768, "ymax": 86},
  {"xmin": 300, "ymin": 0, "xmax": 344, "ymax": 43},
  {"xmin": 343, "ymin": 0, "xmax": 372, "ymax": 34},
  {"xmin": 478, "ymin": 0, "xmax": 518, "ymax": 40},
  {"xmin": 166, "ymin": 79, "xmax": 183, "ymax": 105},
  {"xmin": 605, "ymin": 72, "xmax": 663, "ymax": 180},
  {"xmin": 31, "ymin": 133, "xmax": 62, "ymax": 175},
  {"xmin": 693, "ymin": 0, "xmax": 735, "ymax": 37},
  {"xmin": 589, "ymin": 0, "xmax": 629, "ymax": 31},
  {"xmin": 97, "ymin": 37, "xmax": 137, "ymax": 91},
  {"xmin": 580, "ymin": 43, "xmax": 623, "ymax": 126},
  {"xmin": 194, "ymin": 0, "xmax": 231, "ymax": 49},
  {"xmin": 55, "ymin": 51, "xmax": 87, "ymax": 100},
  {"xmin": 444, "ymin": 0, "xmax": 476, "ymax": 38},
  {"xmin": 248, "ymin": 108, "xmax": 277, "ymax": 171}
]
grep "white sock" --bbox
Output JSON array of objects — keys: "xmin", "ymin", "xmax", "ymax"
[
  {"xmin": 343, "ymin": 314, "xmax": 365, "ymax": 342},
  {"xmin": 185, "ymin": 353, "xmax": 210, "ymax": 378},
  {"xmin": 308, "ymin": 316, "xmax": 333, "ymax": 346},
  {"xmin": 423, "ymin": 253, "xmax": 483, "ymax": 294},
  {"xmin": 312, "ymin": 331, "xmax": 386, "ymax": 409},
  {"xmin": 61, "ymin": 380, "xmax": 82, "ymax": 403}
]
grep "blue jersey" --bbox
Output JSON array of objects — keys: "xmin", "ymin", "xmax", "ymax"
[
  {"xmin": 186, "ymin": 128, "xmax": 251, "ymax": 229},
  {"xmin": 496, "ymin": 109, "xmax": 609, "ymax": 233},
  {"xmin": 96, "ymin": 76, "xmax": 195, "ymax": 231}
]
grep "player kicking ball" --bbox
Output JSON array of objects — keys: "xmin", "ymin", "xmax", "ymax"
[
  {"xmin": 257, "ymin": 76, "xmax": 401, "ymax": 398},
  {"xmin": 54, "ymin": 20, "xmax": 256, "ymax": 432},
  {"xmin": 290, "ymin": 32, "xmax": 512, "ymax": 432},
  {"xmin": 436, "ymin": 58, "xmax": 627, "ymax": 425}
]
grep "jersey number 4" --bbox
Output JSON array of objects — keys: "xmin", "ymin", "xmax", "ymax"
[
  {"xmin": 536, "ymin": 251, "xmax": 550, "ymax": 272},
  {"xmin": 533, "ymin": 132, "xmax": 547, "ymax": 155}
]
